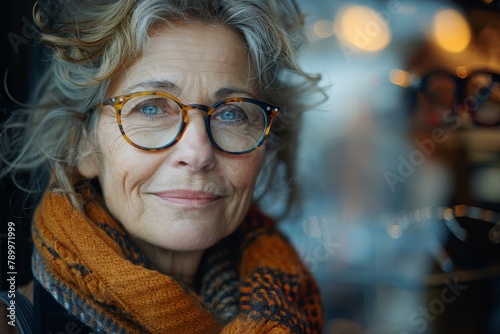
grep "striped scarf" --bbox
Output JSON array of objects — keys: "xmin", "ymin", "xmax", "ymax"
[{"xmin": 32, "ymin": 185, "xmax": 323, "ymax": 333}]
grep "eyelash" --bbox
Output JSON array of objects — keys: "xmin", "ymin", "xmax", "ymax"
[{"xmin": 133, "ymin": 99, "xmax": 170, "ymax": 119}]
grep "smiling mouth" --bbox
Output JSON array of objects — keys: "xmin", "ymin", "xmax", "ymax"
[{"xmin": 154, "ymin": 190, "xmax": 222, "ymax": 207}]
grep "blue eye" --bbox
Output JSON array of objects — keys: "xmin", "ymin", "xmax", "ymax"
[
  {"xmin": 220, "ymin": 110, "xmax": 238, "ymax": 120},
  {"xmin": 214, "ymin": 105, "xmax": 247, "ymax": 123},
  {"xmin": 141, "ymin": 105, "xmax": 159, "ymax": 115}
]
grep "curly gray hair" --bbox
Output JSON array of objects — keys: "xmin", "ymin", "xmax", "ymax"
[{"xmin": 1, "ymin": 0, "xmax": 324, "ymax": 212}]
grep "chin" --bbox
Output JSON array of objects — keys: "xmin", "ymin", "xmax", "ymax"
[{"xmin": 139, "ymin": 217, "xmax": 232, "ymax": 252}]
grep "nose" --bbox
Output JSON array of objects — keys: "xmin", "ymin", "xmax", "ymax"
[{"xmin": 168, "ymin": 109, "xmax": 215, "ymax": 172}]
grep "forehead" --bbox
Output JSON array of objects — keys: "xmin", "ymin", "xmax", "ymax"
[
  {"xmin": 108, "ymin": 22, "xmax": 256, "ymax": 97},
  {"xmin": 147, "ymin": 21, "xmax": 249, "ymax": 65}
]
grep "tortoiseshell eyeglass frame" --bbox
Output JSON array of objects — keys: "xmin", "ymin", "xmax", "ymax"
[{"xmin": 95, "ymin": 91, "xmax": 280, "ymax": 155}]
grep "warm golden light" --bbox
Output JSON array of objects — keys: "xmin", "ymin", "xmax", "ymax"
[
  {"xmin": 388, "ymin": 225, "xmax": 402, "ymax": 239},
  {"xmin": 313, "ymin": 19, "xmax": 335, "ymax": 39},
  {"xmin": 433, "ymin": 9, "xmax": 471, "ymax": 53},
  {"xmin": 334, "ymin": 5, "xmax": 391, "ymax": 52},
  {"xmin": 389, "ymin": 69, "xmax": 411, "ymax": 88},
  {"xmin": 443, "ymin": 208, "xmax": 454, "ymax": 221},
  {"xmin": 456, "ymin": 66, "xmax": 468, "ymax": 78}
]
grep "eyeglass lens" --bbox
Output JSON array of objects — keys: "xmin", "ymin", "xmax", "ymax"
[
  {"xmin": 423, "ymin": 72, "xmax": 500, "ymax": 126},
  {"xmin": 119, "ymin": 95, "xmax": 267, "ymax": 152},
  {"xmin": 465, "ymin": 73, "xmax": 500, "ymax": 126}
]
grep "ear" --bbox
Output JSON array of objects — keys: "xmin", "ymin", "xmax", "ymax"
[{"xmin": 77, "ymin": 144, "xmax": 100, "ymax": 179}]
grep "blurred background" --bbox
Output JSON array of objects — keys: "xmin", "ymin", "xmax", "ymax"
[
  {"xmin": 1, "ymin": 0, "xmax": 500, "ymax": 333},
  {"xmin": 274, "ymin": 0, "xmax": 500, "ymax": 333}
]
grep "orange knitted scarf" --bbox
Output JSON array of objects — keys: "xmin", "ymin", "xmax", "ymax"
[{"xmin": 32, "ymin": 185, "xmax": 323, "ymax": 333}]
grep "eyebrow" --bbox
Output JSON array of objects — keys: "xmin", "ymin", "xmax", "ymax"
[
  {"xmin": 124, "ymin": 79, "xmax": 257, "ymax": 101},
  {"xmin": 124, "ymin": 79, "xmax": 181, "ymax": 95},
  {"xmin": 213, "ymin": 87, "xmax": 257, "ymax": 100}
]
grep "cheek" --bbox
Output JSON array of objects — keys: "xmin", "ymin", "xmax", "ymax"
[
  {"xmin": 97, "ymin": 120, "xmax": 129, "ymax": 192},
  {"xmin": 98, "ymin": 152, "xmax": 158, "ymax": 238},
  {"xmin": 226, "ymin": 150, "xmax": 265, "ymax": 193},
  {"xmin": 95, "ymin": 117, "xmax": 159, "ymax": 227}
]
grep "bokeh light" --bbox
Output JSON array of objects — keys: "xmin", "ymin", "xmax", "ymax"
[
  {"xmin": 313, "ymin": 19, "xmax": 335, "ymax": 39},
  {"xmin": 433, "ymin": 8, "xmax": 471, "ymax": 53},
  {"xmin": 456, "ymin": 66, "xmax": 468, "ymax": 78},
  {"xmin": 389, "ymin": 69, "xmax": 412, "ymax": 87},
  {"xmin": 334, "ymin": 5, "xmax": 392, "ymax": 52}
]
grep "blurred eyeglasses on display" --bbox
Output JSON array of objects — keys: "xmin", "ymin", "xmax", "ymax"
[{"xmin": 412, "ymin": 70, "xmax": 500, "ymax": 129}]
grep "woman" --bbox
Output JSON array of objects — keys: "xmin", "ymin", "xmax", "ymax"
[{"xmin": 1, "ymin": 0, "xmax": 324, "ymax": 332}]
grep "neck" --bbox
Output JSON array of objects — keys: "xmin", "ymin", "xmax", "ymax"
[{"xmin": 130, "ymin": 237, "xmax": 204, "ymax": 286}]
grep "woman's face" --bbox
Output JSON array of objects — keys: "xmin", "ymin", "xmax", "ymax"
[{"xmin": 80, "ymin": 22, "xmax": 265, "ymax": 251}]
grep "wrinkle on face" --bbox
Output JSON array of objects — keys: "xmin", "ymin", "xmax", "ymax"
[{"xmin": 85, "ymin": 22, "xmax": 264, "ymax": 256}]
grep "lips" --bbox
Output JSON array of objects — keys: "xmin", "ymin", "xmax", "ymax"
[{"xmin": 154, "ymin": 190, "xmax": 222, "ymax": 207}]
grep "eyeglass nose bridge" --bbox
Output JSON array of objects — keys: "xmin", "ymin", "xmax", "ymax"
[
  {"xmin": 183, "ymin": 104, "xmax": 210, "ymax": 113},
  {"xmin": 175, "ymin": 103, "xmax": 215, "ymax": 145},
  {"xmin": 180, "ymin": 103, "xmax": 213, "ymax": 123}
]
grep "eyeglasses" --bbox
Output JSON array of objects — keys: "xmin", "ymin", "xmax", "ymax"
[
  {"xmin": 96, "ymin": 91, "xmax": 280, "ymax": 154},
  {"xmin": 386, "ymin": 204, "xmax": 500, "ymax": 279},
  {"xmin": 415, "ymin": 70, "xmax": 500, "ymax": 128}
]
